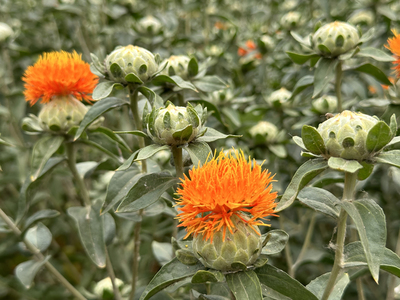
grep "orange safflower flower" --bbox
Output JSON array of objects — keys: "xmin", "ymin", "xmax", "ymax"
[
  {"xmin": 23, "ymin": 51, "xmax": 98, "ymax": 105},
  {"xmin": 386, "ymin": 30, "xmax": 400, "ymax": 77},
  {"xmin": 238, "ymin": 47, "xmax": 248, "ymax": 56},
  {"xmin": 246, "ymin": 40, "xmax": 257, "ymax": 50},
  {"xmin": 176, "ymin": 150, "xmax": 278, "ymax": 242}
]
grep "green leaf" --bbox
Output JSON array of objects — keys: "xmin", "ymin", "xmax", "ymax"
[
  {"xmin": 292, "ymin": 75, "xmax": 314, "ymax": 98},
  {"xmin": 139, "ymin": 257, "xmax": 206, "ymax": 300},
  {"xmin": 327, "ymin": 157, "xmax": 363, "ymax": 173},
  {"xmin": 101, "ymin": 165, "xmax": 142, "ymax": 214},
  {"xmin": 185, "ymin": 141, "xmax": 212, "ymax": 167},
  {"xmin": 255, "ymin": 264, "xmax": 318, "ymax": 300},
  {"xmin": 175, "ymin": 249, "xmax": 199, "ymax": 265},
  {"xmin": 357, "ymin": 161, "xmax": 374, "ymax": 181},
  {"xmin": 152, "ymin": 75, "xmax": 198, "ymax": 91},
  {"xmin": 152, "ymin": 241, "xmax": 173, "ymax": 266},
  {"xmin": 188, "ymin": 56, "xmax": 199, "ymax": 77},
  {"xmin": 125, "ymin": 72, "xmax": 143, "ymax": 84},
  {"xmin": 340, "ymin": 198, "xmax": 386, "ymax": 283},
  {"xmin": 196, "ymin": 127, "xmax": 240, "ymax": 143},
  {"xmin": 193, "ymin": 75, "xmax": 227, "ymax": 92},
  {"xmin": 74, "ymin": 97, "xmax": 129, "ymax": 140},
  {"xmin": 67, "ymin": 201, "xmax": 106, "ymax": 268},
  {"xmin": 138, "ymin": 86, "xmax": 164, "ymax": 108},
  {"xmin": 306, "ymin": 272, "xmax": 350, "ymax": 300},
  {"xmin": 301, "ymin": 125, "xmax": 326, "ymax": 155},
  {"xmin": 292, "ymin": 136, "xmax": 307, "ymax": 150},
  {"xmin": 390, "ymin": 114, "xmax": 398, "ymax": 138},
  {"xmin": 23, "ymin": 210, "xmax": 60, "ymax": 231},
  {"xmin": 359, "ymin": 27, "xmax": 375, "ymax": 43},
  {"xmin": 92, "ymin": 127, "xmax": 131, "ymax": 152},
  {"xmin": 356, "ymin": 47, "xmax": 395, "ymax": 62},
  {"xmin": 344, "ymin": 241, "xmax": 400, "ymax": 277},
  {"xmin": 90, "ymin": 53, "xmax": 105, "ymax": 75},
  {"xmin": 15, "ymin": 256, "xmax": 51, "ymax": 288},
  {"xmin": 192, "ymin": 270, "xmax": 224, "ymax": 283},
  {"xmin": 290, "ymin": 31, "xmax": 312, "ymax": 47},
  {"xmin": 189, "ymin": 99, "xmax": 225, "ymax": 126},
  {"xmin": 117, "ymin": 172, "xmax": 179, "ymax": 212},
  {"xmin": 297, "ymin": 187, "xmax": 340, "ymax": 219},
  {"xmin": 92, "ymin": 81, "xmax": 124, "ymax": 100},
  {"xmin": 103, "ymin": 213, "xmax": 116, "ymax": 246},
  {"xmin": 276, "ymin": 159, "xmax": 328, "ymax": 212},
  {"xmin": 261, "ymin": 229, "xmax": 289, "ymax": 255},
  {"xmin": 226, "ymin": 270, "xmax": 263, "ymax": 300},
  {"xmin": 350, "ymin": 63, "xmax": 392, "ymax": 85},
  {"xmin": 30, "ymin": 135, "xmax": 64, "ymax": 181},
  {"xmin": 114, "ymin": 130, "xmax": 148, "ymax": 138},
  {"xmin": 136, "ymin": 144, "xmax": 170, "ymax": 161},
  {"xmin": 365, "ymin": 121, "xmax": 392, "ymax": 153},
  {"xmin": 286, "ymin": 52, "xmax": 319, "ymax": 65},
  {"xmin": 268, "ymin": 144, "xmax": 287, "ymax": 158},
  {"xmin": 375, "ymin": 150, "xmax": 400, "ymax": 168},
  {"xmin": 313, "ymin": 58, "xmax": 338, "ymax": 98},
  {"xmin": 24, "ymin": 222, "xmax": 52, "ymax": 252}
]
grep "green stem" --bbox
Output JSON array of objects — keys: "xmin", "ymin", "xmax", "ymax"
[
  {"xmin": 106, "ymin": 247, "xmax": 122, "ymax": 300},
  {"xmin": 356, "ymin": 278, "xmax": 366, "ymax": 300},
  {"xmin": 171, "ymin": 146, "xmax": 184, "ymax": 240},
  {"xmin": 335, "ymin": 60, "xmax": 343, "ymax": 113},
  {"xmin": 280, "ymin": 216, "xmax": 294, "ymax": 276},
  {"xmin": 322, "ymin": 172, "xmax": 357, "ymax": 300},
  {"xmin": 129, "ymin": 210, "xmax": 144, "ymax": 300},
  {"xmin": 65, "ymin": 142, "xmax": 91, "ymax": 207},
  {"xmin": 0, "ymin": 208, "xmax": 86, "ymax": 300},
  {"xmin": 387, "ymin": 229, "xmax": 400, "ymax": 300},
  {"xmin": 129, "ymin": 86, "xmax": 147, "ymax": 173}
]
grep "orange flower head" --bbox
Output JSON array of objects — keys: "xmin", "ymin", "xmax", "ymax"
[
  {"xmin": 386, "ymin": 30, "xmax": 400, "ymax": 77},
  {"xmin": 246, "ymin": 40, "xmax": 257, "ymax": 50},
  {"xmin": 238, "ymin": 47, "xmax": 248, "ymax": 56},
  {"xmin": 23, "ymin": 51, "xmax": 98, "ymax": 105},
  {"xmin": 176, "ymin": 150, "xmax": 278, "ymax": 242}
]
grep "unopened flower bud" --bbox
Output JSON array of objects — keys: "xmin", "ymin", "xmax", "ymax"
[
  {"xmin": 249, "ymin": 121, "xmax": 279, "ymax": 143},
  {"xmin": 93, "ymin": 277, "xmax": 124, "ymax": 300},
  {"xmin": 280, "ymin": 12, "xmax": 301, "ymax": 29},
  {"xmin": 161, "ymin": 55, "xmax": 191, "ymax": 79},
  {"xmin": 267, "ymin": 88, "xmax": 292, "ymax": 108},
  {"xmin": 312, "ymin": 95, "xmax": 338, "ymax": 114},
  {"xmin": 312, "ymin": 21, "xmax": 360, "ymax": 57},
  {"xmin": 0, "ymin": 22, "xmax": 13, "ymax": 42},
  {"xmin": 136, "ymin": 16, "xmax": 162, "ymax": 35}
]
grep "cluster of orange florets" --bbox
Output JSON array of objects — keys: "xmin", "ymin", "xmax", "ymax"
[
  {"xmin": 238, "ymin": 40, "xmax": 262, "ymax": 59},
  {"xmin": 386, "ymin": 30, "xmax": 400, "ymax": 78},
  {"xmin": 176, "ymin": 150, "xmax": 278, "ymax": 242},
  {"xmin": 23, "ymin": 51, "xmax": 98, "ymax": 105}
]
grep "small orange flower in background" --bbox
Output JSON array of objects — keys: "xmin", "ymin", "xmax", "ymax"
[
  {"xmin": 386, "ymin": 30, "xmax": 400, "ymax": 77},
  {"xmin": 176, "ymin": 150, "xmax": 278, "ymax": 242},
  {"xmin": 237, "ymin": 47, "xmax": 248, "ymax": 56},
  {"xmin": 246, "ymin": 40, "xmax": 257, "ymax": 50},
  {"xmin": 23, "ymin": 51, "xmax": 98, "ymax": 105}
]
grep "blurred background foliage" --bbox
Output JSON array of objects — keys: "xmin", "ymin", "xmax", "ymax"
[{"xmin": 1, "ymin": 0, "xmax": 400, "ymax": 299}]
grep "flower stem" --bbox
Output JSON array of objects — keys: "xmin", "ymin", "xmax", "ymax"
[
  {"xmin": 321, "ymin": 172, "xmax": 357, "ymax": 300},
  {"xmin": 65, "ymin": 142, "xmax": 91, "ymax": 207},
  {"xmin": 106, "ymin": 247, "xmax": 122, "ymax": 300},
  {"xmin": 171, "ymin": 146, "xmax": 184, "ymax": 240},
  {"xmin": 128, "ymin": 85, "xmax": 147, "ymax": 174},
  {"xmin": 280, "ymin": 216, "xmax": 294, "ymax": 276},
  {"xmin": 335, "ymin": 60, "xmax": 343, "ymax": 113},
  {"xmin": 129, "ymin": 212, "xmax": 143, "ymax": 300},
  {"xmin": 0, "ymin": 208, "xmax": 86, "ymax": 300}
]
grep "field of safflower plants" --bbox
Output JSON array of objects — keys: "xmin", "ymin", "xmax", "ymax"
[{"xmin": 2, "ymin": 0, "xmax": 400, "ymax": 299}]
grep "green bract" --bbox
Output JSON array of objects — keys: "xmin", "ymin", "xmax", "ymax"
[
  {"xmin": 161, "ymin": 55, "xmax": 191, "ymax": 80},
  {"xmin": 192, "ymin": 215, "xmax": 262, "ymax": 271},
  {"xmin": 312, "ymin": 21, "xmax": 360, "ymax": 57},
  {"xmin": 105, "ymin": 45, "xmax": 159, "ymax": 85},
  {"xmin": 145, "ymin": 103, "xmax": 207, "ymax": 146}
]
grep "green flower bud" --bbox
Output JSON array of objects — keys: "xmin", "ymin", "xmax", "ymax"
[
  {"xmin": 105, "ymin": 45, "xmax": 159, "ymax": 85},
  {"xmin": 280, "ymin": 12, "xmax": 302, "ymax": 29},
  {"xmin": 146, "ymin": 103, "xmax": 206, "ymax": 146},
  {"xmin": 136, "ymin": 16, "xmax": 162, "ymax": 35},
  {"xmin": 260, "ymin": 35, "xmax": 274, "ymax": 51},
  {"xmin": 249, "ymin": 121, "xmax": 279, "ymax": 143},
  {"xmin": 0, "ymin": 22, "xmax": 13, "ymax": 43},
  {"xmin": 161, "ymin": 55, "xmax": 191, "ymax": 79},
  {"xmin": 312, "ymin": 95, "xmax": 338, "ymax": 114},
  {"xmin": 266, "ymin": 88, "xmax": 292, "ymax": 108},
  {"xmin": 93, "ymin": 277, "xmax": 124, "ymax": 300},
  {"xmin": 312, "ymin": 21, "xmax": 359, "ymax": 57},
  {"xmin": 38, "ymin": 95, "xmax": 88, "ymax": 132},
  {"xmin": 317, "ymin": 110, "xmax": 379, "ymax": 160},
  {"xmin": 192, "ymin": 215, "xmax": 262, "ymax": 271},
  {"xmin": 348, "ymin": 10, "xmax": 374, "ymax": 26}
]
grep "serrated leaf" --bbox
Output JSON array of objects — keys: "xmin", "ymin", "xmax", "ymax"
[
  {"xmin": 375, "ymin": 150, "xmax": 400, "ymax": 168},
  {"xmin": 301, "ymin": 125, "xmax": 326, "ymax": 155},
  {"xmin": 340, "ymin": 198, "xmax": 386, "ymax": 283},
  {"xmin": 192, "ymin": 270, "xmax": 224, "ymax": 283},
  {"xmin": 15, "ymin": 256, "xmax": 51, "ymax": 288},
  {"xmin": 276, "ymin": 159, "xmax": 328, "ymax": 212},
  {"xmin": 226, "ymin": 270, "xmax": 263, "ymax": 300},
  {"xmin": 356, "ymin": 47, "xmax": 395, "ymax": 62},
  {"xmin": 196, "ymin": 127, "xmax": 240, "ymax": 143},
  {"xmin": 185, "ymin": 141, "xmax": 212, "ymax": 167},
  {"xmin": 117, "ymin": 172, "xmax": 179, "ymax": 212},
  {"xmin": 25, "ymin": 223, "xmax": 52, "ymax": 252},
  {"xmin": 23, "ymin": 210, "xmax": 60, "ymax": 231},
  {"xmin": 255, "ymin": 264, "xmax": 318, "ymax": 300},
  {"xmin": 350, "ymin": 63, "xmax": 392, "ymax": 85},
  {"xmin": 365, "ymin": 121, "xmax": 392, "ymax": 153},
  {"xmin": 30, "ymin": 135, "xmax": 64, "ymax": 181},
  {"xmin": 286, "ymin": 52, "xmax": 319, "ymax": 65},
  {"xmin": 297, "ymin": 187, "xmax": 340, "ymax": 219},
  {"xmin": 261, "ymin": 229, "xmax": 289, "ymax": 255},
  {"xmin": 136, "ymin": 144, "xmax": 170, "ymax": 161},
  {"xmin": 327, "ymin": 157, "xmax": 363, "ymax": 173},
  {"xmin": 313, "ymin": 58, "xmax": 338, "ymax": 98},
  {"xmin": 75, "ymin": 97, "xmax": 129, "ymax": 140},
  {"xmin": 67, "ymin": 201, "xmax": 106, "ymax": 268},
  {"xmin": 139, "ymin": 257, "xmax": 206, "ymax": 300},
  {"xmin": 92, "ymin": 81, "xmax": 124, "ymax": 100},
  {"xmin": 306, "ymin": 272, "xmax": 350, "ymax": 300}
]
